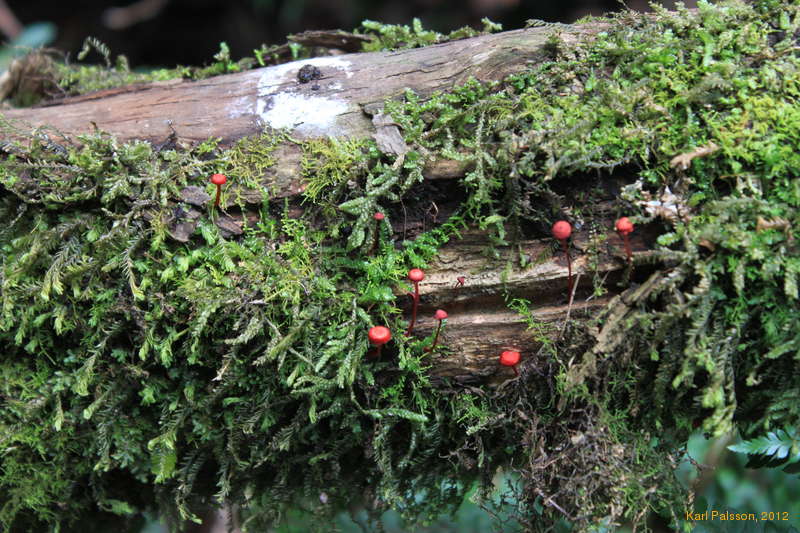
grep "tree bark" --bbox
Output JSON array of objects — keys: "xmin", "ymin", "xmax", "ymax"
[
  {"xmin": 1, "ymin": 21, "xmax": 651, "ymax": 385},
  {"xmin": 2, "ymin": 24, "xmax": 601, "ymax": 145},
  {"xmin": 406, "ymin": 226, "xmax": 652, "ymax": 384}
]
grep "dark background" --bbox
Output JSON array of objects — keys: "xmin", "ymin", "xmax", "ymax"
[{"xmin": 5, "ymin": 0, "xmax": 695, "ymax": 67}]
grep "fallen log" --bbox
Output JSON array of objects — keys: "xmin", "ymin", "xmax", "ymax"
[
  {"xmin": 5, "ymin": 4, "xmax": 795, "ymax": 531},
  {"xmin": 2, "ymin": 24, "xmax": 601, "ymax": 144},
  {"xmin": 1, "ymin": 18, "xmax": 641, "ymax": 385}
]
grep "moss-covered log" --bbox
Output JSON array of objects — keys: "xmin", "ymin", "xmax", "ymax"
[
  {"xmin": 2, "ymin": 2, "xmax": 799, "ymax": 533},
  {"xmin": 1, "ymin": 19, "xmax": 651, "ymax": 380},
  {"xmin": 2, "ymin": 23, "xmax": 600, "ymax": 144}
]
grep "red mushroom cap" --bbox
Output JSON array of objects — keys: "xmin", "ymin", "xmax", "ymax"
[
  {"xmin": 552, "ymin": 220, "xmax": 572, "ymax": 241},
  {"xmin": 210, "ymin": 173, "xmax": 227, "ymax": 186},
  {"xmin": 615, "ymin": 217, "xmax": 634, "ymax": 235},
  {"xmin": 434, "ymin": 309, "xmax": 448, "ymax": 320},
  {"xmin": 499, "ymin": 350, "xmax": 521, "ymax": 367},
  {"xmin": 368, "ymin": 326, "xmax": 391, "ymax": 346},
  {"xmin": 374, "ymin": 212, "xmax": 385, "ymax": 221},
  {"xmin": 408, "ymin": 268, "xmax": 425, "ymax": 282}
]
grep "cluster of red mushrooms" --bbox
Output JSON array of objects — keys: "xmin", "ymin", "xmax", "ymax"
[
  {"xmin": 551, "ymin": 217, "xmax": 635, "ymax": 298},
  {"xmin": 207, "ymin": 176, "xmax": 635, "ymax": 378},
  {"xmin": 366, "ymin": 266, "xmax": 525, "ymax": 375},
  {"xmin": 367, "ymin": 214, "xmax": 636, "ymax": 378}
]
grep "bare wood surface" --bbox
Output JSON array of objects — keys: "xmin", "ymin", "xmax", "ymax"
[
  {"xmin": 2, "ymin": 25, "xmax": 600, "ymax": 145},
  {"xmin": 406, "ymin": 226, "xmax": 650, "ymax": 385}
]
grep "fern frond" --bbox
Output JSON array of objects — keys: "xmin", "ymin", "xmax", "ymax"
[{"xmin": 728, "ymin": 427, "xmax": 800, "ymax": 471}]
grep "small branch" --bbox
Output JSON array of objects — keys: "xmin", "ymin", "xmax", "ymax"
[
  {"xmin": 534, "ymin": 488, "xmax": 573, "ymax": 520},
  {"xmin": 0, "ymin": 0, "xmax": 22, "ymax": 39},
  {"xmin": 102, "ymin": 0, "xmax": 170, "ymax": 30}
]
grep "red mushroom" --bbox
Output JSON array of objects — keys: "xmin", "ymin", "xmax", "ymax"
[
  {"xmin": 368, "ymin": 326, "xmax": 391, "ymax": 359},
  {"xmin": 453, "ymin": 276, "xmax": 466, "ymax": 289},
  {"xmin": 615, "ymin": 217, "xmax": 634, "ymax": 264},
  {"xmin": 406, "ymin": 268, "xmax": 424, "ymax": 336},
  {"xmin": 499, "ymin": 350, "xmax": 521, "ymax": 376},
  {"xmin": 210, "ymin": 173, "xmax": 227, "ymax": 208},
  {"xmin": 370, "ymin": 212, "xmax": 385, "ymax": 255},
  {"xmin": 424, "ymin": 309, "xmax": 448, "ymax": 353},
  {"xmin": 552, "ymin": 220, "xmax": 573, "ymax": 296}
]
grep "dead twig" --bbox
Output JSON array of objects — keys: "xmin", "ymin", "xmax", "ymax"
[{"xmin": 0, "ymin": 0, "xmax": 22, "ymax": 39}]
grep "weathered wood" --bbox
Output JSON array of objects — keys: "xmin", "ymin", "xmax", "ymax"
[
  {"xmin": 406, "ymin": 226, "xmax": 648, "ymax": 384},
  {"xmin": 1, "ymin": 24, "xmax": 606, "ymax": 208},
  {"xmin": 2, "ymin": 25, "xmax": 600, "ymax": 145}
]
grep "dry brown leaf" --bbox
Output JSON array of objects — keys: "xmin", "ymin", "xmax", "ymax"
[
  {"xmin": 756, "ymin": 216, "xmax": 790, "ymax": 232},
  {"xmin": 670, "ymin": 142, "xmax": 719, "ymax": 171},
  {"xmin": 372, "ymin": 112, "xmax": 409, "ymax": 157},
  {"xmin": 698, "ymin": 239, "xmax": 716, "ymax": 251},
  {"xmin": 641, "ymin": 186, "xmax": 690, "ymax": 223},
  {"xmin": 756, "ymin": 216, "xmax": 794, "ymax": 243}
]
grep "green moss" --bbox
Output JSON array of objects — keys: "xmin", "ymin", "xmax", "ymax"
[
  {"xmin": 223, "ymin": 131, "xmax": 285, "ymax": 205},
  {"xmin": 358, "ymin": 18, "xmax": 502, "ymax": 52},
  {"xmin": 53, "ymin": 40, "xmax": 266, "ymax": 96},
  {"xmin": 2, "ymin": 1, "xmax": 800, "ymax": 531},
  {"xmin": 301, "ymin": 137, "xmax": 371, "ymax": 207}
]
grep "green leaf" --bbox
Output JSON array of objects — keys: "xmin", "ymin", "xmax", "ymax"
[
  {"xmin": 357, "ymin": 285, "xmax": 394, "ymax": 303},
  {"xmin": 151, "ymin": 448, "xmax": 177, "ymax": 483},
  {"xmin": 100, "ymin": 498, "xmax": 136, "ymax": 516},
  {"xmin": 365, "ymin": 408, "xmax": 428, "ymax": 423},
  {"xmin": 728, "ymin": 427, "xmax": 800, "ymax": 470},
  {"xmin": 338, "ymin": 197, "xmax": 367, "ymax": 215}
]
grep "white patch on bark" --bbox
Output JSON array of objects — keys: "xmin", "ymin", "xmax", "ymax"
[
  {"xmin": 228, "ymin": 96, "xmax": 252, "ymax": 118},
  {"xmin": 257, "ymin": 56, "xmax": 354, "ymax": 93},
  {"xmin": 251, "ymin": 56, "xmax": 354, "ymax": 136},
  {"xmin": 257, "ymin": 92, "xmax": 349, "ymax": 136}
]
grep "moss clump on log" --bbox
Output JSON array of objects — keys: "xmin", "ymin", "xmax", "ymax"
[{"xmin": 1, "ymin": 0, "xmax": 799, "ymax": 531}]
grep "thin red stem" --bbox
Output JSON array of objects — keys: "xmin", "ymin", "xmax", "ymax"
[
  {"xmin": 368, "ymin": 343, "xmax": 385, "ymax": 359},
  {"xmin": 214, "ymin": 185, "xmax": 221, "ymax": 208},
  {"xmin": 406, "ymin": 283, "xmax": 420, "ymax": 336},
  {"xmin": 512, "ymin": 365, "xmax": 519, "ymax": 377},
  {"xmin": 425, "ymin": 321, "xmax": 443, "ymax": 352}
]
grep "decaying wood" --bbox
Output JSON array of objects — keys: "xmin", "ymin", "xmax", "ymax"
[
  {"xmin": 1, "ymin": 22, "xmax": 654, "ymax": 385},
  {"xmin": 2, "ymin": 24, "xmax": 601, "ymax": 146},
  {"xmin": 1, "ymin": 23, "xmax": 605, "ymax": 203},
  {"xmin": 287, "ymin": 30, "xmax": 373, "ymax": 53},
  {"xmin": 408, "ymin": 225, "xmax": 649, "ymax": 385}
]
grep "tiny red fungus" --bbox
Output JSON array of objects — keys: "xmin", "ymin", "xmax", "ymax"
[
  {"xmin": 370, "ymin": 212, "xmax": 385, "ymax": 255},
  {"xmin": 210, "ymin": 173, "xmax": 227, "ymax": 208},
  {"xmin": 368, "ymin": 326, "xmax": 391, "ymax": 359},
  {"xmin": 552, "ymin": 220, "xmax": 573, "ymax": 296},
  {"xmin": 615, "ymin": 217, "xmax": 634, "ymax": 264},
  {"xmin": 454, "ymin": 276, "xmax": 466, "ymax": 289},
  {"xmin": 499, "ymin": 350, "xmax": 521, "ymax": 376},
  {"xmin": 406, "ymin": 268, "xmax": 425, "ymax": 336},
  {"xmin": 424, "ymin": 309, "xmax": 448, "ymax": 353}
]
